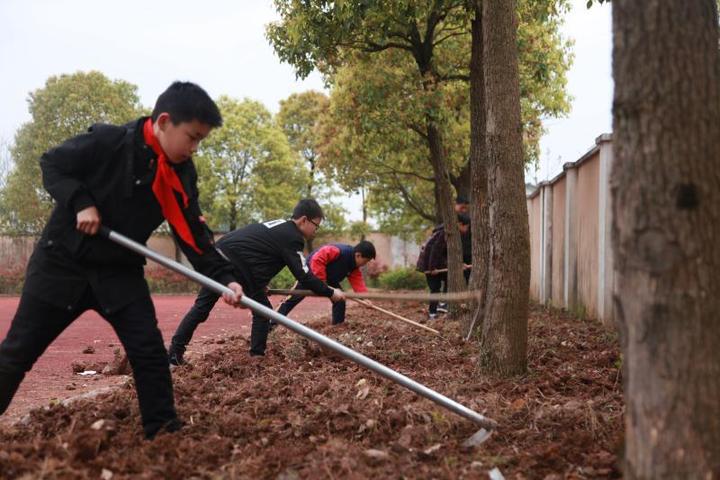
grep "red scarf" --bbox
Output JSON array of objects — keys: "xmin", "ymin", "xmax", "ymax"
[{"xmin": 143, "ymin": 118, "xmax": 202, "ymax": 254}]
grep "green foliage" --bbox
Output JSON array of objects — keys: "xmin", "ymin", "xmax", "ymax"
[
  {"xmin": 318, "ymin": 201, "xmax": 350, "ymax": 236},
  {"xmin": 267, "ymin": 1, "xmax": 471, "ymax": 79},
  {"xmin": 517, "ymin": 0, "xmax": 574, "ymax": 164},
  {"xmin": 348, "ymin": 220, "xmax": 371, "ymax": 239},
  {"xmin": 316, "ymin": 50, "xmax": 465, "ymax": 230},
  {"xmin": 194, "ymin": 96, "xmax": 307, "ymax": 231},
  {"xmin": 0, "ymin": 140, "xmax": 12, "ymax": 224},
  {"xmin": 378, "ymin": 267, "xmax": 427, "ymax": 290},
  {"xmin": 269, "ymin": 266, "xmax": 297, "ymax": 289},
  {"xmin": 0, "ymin": 140, "xmax": 11, "ymax": 191},
  {"xmin": 276, "ymin": 90, "xmax": 349, "ymax": 238},
  {"xmin": 269, "ymin": 0, "xmax": 572, "ymax": 236},
  {"xmin": 276, "ymin": 91, "xmax": 330, "ymax": 197},
  {"xmin": 0, "ymin": 71, "xmax": 143, "ymax": 234}
]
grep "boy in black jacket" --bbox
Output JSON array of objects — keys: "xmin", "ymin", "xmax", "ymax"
[
  {"xmin": 169, "ymin": 199, "xmax": 344, "ymax": 364},
  {"xmin": 0, "ymin": 82, "xmax": 243, "ymax": 439}
]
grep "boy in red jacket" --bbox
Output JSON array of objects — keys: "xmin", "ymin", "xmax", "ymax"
[{"xmin": 277, "ymin": 241, "xmax": 376, "ymax": 324}]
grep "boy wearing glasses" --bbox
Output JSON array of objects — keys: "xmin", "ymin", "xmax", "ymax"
[{"xmin": 169, "ymin": 199, "xmax": 344, "ymax": 363}]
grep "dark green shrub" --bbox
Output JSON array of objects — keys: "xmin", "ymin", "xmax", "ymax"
[
  {"xmin": 378, "ymin": 267, "xmax": 426, "ymax": 290},
  {"xmin": 269, "ymin": 267, "xmax": 296, "ymax": 289}
]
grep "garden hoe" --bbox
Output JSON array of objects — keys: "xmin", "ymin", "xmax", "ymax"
[{"xmin": 99, "ymin": 227, "xmax": 497, "ymax": 431}]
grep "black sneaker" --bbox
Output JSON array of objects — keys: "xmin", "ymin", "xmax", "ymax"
[
  {"xmin": 168, "ymin": 346, "xmax": 185, "ymax": 366},
  {"xmin": 436, "ymin": 303, "xmax": 448, "ymax": 313}
]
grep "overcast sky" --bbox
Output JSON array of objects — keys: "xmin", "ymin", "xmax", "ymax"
[{"xmin": 0, "ymin": 0, "xmax": 612, "ymax": 219}]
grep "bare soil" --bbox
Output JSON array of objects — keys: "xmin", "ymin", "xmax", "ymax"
[{"xmin": 0, "ymin": 301, "xmax": 623, "ymax": 479}]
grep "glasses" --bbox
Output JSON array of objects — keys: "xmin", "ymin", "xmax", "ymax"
[{"xmin": 307, "ymin": 218, "xmax": 321, "ymax": 230}]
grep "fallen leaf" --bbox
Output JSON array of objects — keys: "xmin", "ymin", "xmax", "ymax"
[
  {"xmin": 423, "ymin": 444, "xmax": 442, "ymax": 455},
  {"xmin": 462, "ymin": 428, "xmax": 493, "ymax": 449},
  {"xmin": 488, "ymin": 467, "xmax": 505, "ymax": 480},
  {"xmin": 363, "ymin": 449, "xmax": 389, "ymax": 461},
  {"xmin": 91, "ymin": 420, "xmax": 105, "ymax": 430},
  {"xmin": 356, "ymin": 385, "xmax": 370, "ymax": 400}
]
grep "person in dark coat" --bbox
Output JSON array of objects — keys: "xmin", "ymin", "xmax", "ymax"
[
  {"xmin": 168, "ymin": 199, "xmax": 345, "ymax": 364},
  {"xmin": 277, "ymin": 240, "xmax": 376, "ymax": 325},
  {"xmin": 425, "ymin": 214, "xmax": 471, "ymax": 318},
  {"xmin": 0, "ymin": 82, "xmax": 243, "ymax": 439}
]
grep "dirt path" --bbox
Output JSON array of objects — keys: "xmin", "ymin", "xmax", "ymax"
[{"xmin": 0, "ymin": 294, "xmax": 339, "ymax": 423}]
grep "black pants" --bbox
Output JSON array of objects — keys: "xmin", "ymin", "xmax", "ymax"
[
  {"xmin": 0, "ymin": 288, "xmax": 176, "ymax": 438},
  {"xmin": 277, "ymin": 281, "xmax": 345, "ymax": 325},
  {"xmin": 171, "ymin": 286, "xmax": 272, "ymax": 356},
  {"xmin": 425, "ymin": 272, "xmax": 448, "ymax": 314}
]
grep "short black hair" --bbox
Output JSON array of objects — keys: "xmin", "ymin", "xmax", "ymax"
[
  {"xmin": 292, "ymin": 198, "xmax": 324, "ymax": 220},
  {"xmin": 354, "ymin": 240, "xmax": 376, "ymax": 259},
  {"xmin": 152, "ymin": 81, "xmax": 222, "ymax": 127},
  {"xmin": 457, "ymin": 213, "xmax": 471, "ymax": 225},
  {"xmin": 456, "ymin": 195, "xmax": 469, "ymax": 205}
]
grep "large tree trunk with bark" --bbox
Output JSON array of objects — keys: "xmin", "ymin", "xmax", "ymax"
[
  {"xmin": 612, "ymin": 1, "xmax": 720, "ymax": 477},
  {"xmin": 463, "ymin": 1, "xmax": 489, "ymax": 338},
  {"xmin": 479, "ymin": 0, "xmax": 530, "ymax": 375},
  {"xmin": 426, "ymin": 119, "xmax": 466, "ymax": 298}
]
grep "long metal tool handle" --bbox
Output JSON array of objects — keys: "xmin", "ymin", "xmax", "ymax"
[
  {"xmin": 351, "ymin": 298, "xmax": 441, "ymax": 335},
  {"xmin": 99, "ymin": 227, "xmax": 497, "ymax": 429},
  {"xmin": 268, "ymin": 288, "xmax": 480, "ymax": 303}
]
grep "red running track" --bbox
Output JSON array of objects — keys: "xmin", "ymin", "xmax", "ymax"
[{"xmin": 0, "ymin": 294, "xmax": 334, "ymax": 423}]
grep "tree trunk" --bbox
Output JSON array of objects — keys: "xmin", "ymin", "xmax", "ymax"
[
  {"xmin": 612, "ymin": 1, "xmax": 720, "ymax": 477},
  {"xmin": 306, "ymin": 158, "xmax": 316, "ymax": 251},
  {"xmin": 452, "ymin": 161, "xmax": 471, "ymax": 202},
  {"xmin": 426, "ymin": 119, "xmax": 466, "ymax": 299},
  {"xmin": 361, "ymin": 185, "xmax": 367, "ymax": 241},
  {"xmin": 432, "ymin": 180, "xmax": 442, "ymax": 224},
  {"xmin": 306, "ymin": 157, "xmax": 315, "ymax": 198},
  {"xmin": 229, "ymin": 202, "xmax": 237, "ymax": 232},
  {"xmin": 463, "ymin": 1, "xmax": 489, "ymax": 338},
  {"xmin": 479, "ymin": 0, "xmax": 530, "ymax": 375}
]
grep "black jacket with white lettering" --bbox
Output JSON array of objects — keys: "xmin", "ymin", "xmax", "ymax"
[{"xmin": 216, "ymin": 220, "xmax": 333, "ymax": 297}]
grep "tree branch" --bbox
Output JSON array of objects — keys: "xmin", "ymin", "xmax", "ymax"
[
  {"xmin": 406, "ymin": 122, "xmax": 429, "ymax": 140},
  {"xmin": 363, "ymin": 40, "xmax": 415, "ymax": 53},
  {"xmin": 392, "ymin": 174, "xmax": 436, "ymax": 221},
  {"xmin": 437, "ymin": 73, "xmax": 470, "ymax": 82},
  {"xmin": 371, "ymin": 161, "xmax": 435, "ymax": 182},
  {"xmin": 433, "ymin": 30, "xmax": 469, "ymax": 47}
]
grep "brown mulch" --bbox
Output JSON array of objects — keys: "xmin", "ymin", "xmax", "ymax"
[{"xmin": 0, "ymin": 302, "xmax": 623, "ymax": 479}]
